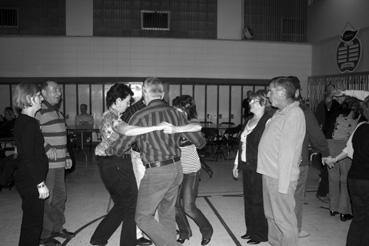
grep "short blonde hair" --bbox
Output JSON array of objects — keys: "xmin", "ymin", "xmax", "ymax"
[{"xmin": 13, "ymin": 83, "xmax": 40, "ymax": 110}]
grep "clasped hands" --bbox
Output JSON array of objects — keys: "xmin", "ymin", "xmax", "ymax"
[
  {"xmin": 321, "ymin": 156, "xmax": 336, "ymax": 168},
  {"xmin": 157, "ymin": 122, "xmax": 177, "ymax": 134}
]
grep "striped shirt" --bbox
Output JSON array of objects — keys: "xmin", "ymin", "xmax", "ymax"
[
  {"xmin": 107, "ymin": 99, "xmax": 206, "ymax": 164},
  {"xmin": 180, "ymin": 145, "xmax": 201, "ymax": 174},
  {"xmin": 35, "ymin": 101, "xmax": 70, "ymax": 169}
]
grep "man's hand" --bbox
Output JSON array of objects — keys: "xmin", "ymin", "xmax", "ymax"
[
  {"xmin": 322, "ymin": 156, "xmax": 335, "ymax": 168},
  {"xmin": 46, "ymin": 148, "xmax": 57, "ymax": 161},
  {"xmin": 158, "ymin": 122, "xmax": 177, "ymax": 134},
  {"xmin": 65, "ymin": 158, "xmax": 73, "ymax": 170}
]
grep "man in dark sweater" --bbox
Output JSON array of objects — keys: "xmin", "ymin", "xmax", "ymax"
[{"xmin": 290, "ymin": 76, "xmax": 330, "ymax": 238}]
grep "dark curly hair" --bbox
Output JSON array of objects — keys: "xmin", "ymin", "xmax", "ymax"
[
  {"xmin": 106, "ymin": 83, "xmax": 133, "ymax": 109},
  {"xmin": 172, "ymin": 95, "xmax": 198, "ymax": 120}
]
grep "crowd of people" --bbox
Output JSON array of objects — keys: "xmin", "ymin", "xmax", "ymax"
[{"xmin": 8, "ymin": 76, "xmax": 369, "ymax": 246}]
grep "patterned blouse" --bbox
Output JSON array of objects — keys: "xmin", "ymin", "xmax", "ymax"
[{"xmin": 95, "ymin": 108, "xmax": 128, "ymax": 156}]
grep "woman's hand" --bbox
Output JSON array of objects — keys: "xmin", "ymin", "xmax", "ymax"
[
  {"xmin": 232, "ymin": 165, "xmax": 239, "ymax": 179},
  {"xmin": 322, "ymin": 156, "xmax": 336, "ymax": 168},
  {"xmin": 37, "ymin": 182, "xmax": 49, "ymax": 199}
]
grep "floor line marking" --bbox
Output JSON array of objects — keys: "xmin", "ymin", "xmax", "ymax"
[
  {"xmin": 203, "ymin": 196, "xmax": 242, "ymax": 246},
  {"xmin": 61, "ymin": 215, "xmax": 105, "ymax": 246}
]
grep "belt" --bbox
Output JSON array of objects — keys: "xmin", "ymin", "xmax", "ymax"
[{"xmin": 145, "ymin": 157, "xmax": 180, "ymax": 169}]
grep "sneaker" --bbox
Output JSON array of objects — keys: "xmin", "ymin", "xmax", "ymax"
[
  {"xmin": 51, "ymin": 228, "xmax": 75, "ymax": 239},
  {"xmin": 298, "ymin": 230, "xmax": 310, "ymax": 238}
]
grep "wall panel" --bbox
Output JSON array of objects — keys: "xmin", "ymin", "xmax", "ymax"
[
  {"xmin": 64, "ymin": 84, "xmax": 77, "ymax": 126},
  {"xmin": 194, "ymin": 85, "xmax": 205, "ymax": 122}
]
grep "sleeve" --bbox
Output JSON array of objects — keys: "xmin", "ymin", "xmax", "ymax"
[
  {"xmin": 178, "ymin": 112, "xmax": 206, "ymax": 149},
  {"xmin": 305, "ymin": 108, "xmax": 330, "ymax": 157},
  {"xmin": 342, "ymin": 123, "xmax": 363, "ymax": 159},
  {"xmin": 20, "ymin": 122, "xmax": 45, "ymax": 185},
  {"xmin": 343, "ymin": 90, "xmax": 369, "ymax": 101},
  {"xmin": 35, "ymin": 111, "xmax": 52, "ymax": 152},
  {"xmin": 106, "ymin": 119, "xmax": 136, "ymax": 156},
  {"xmin": 278, "ymin": 109, "xmax": 306, "ymax": 194}
]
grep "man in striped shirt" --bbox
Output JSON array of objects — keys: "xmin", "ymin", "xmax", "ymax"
[
  {"xmin": 109, "ymin": 77, "xmax": 206, "ymax": 246},
  {"xmin": 36, "ymin": 81, "xmax": 74, "ymax": 246}
]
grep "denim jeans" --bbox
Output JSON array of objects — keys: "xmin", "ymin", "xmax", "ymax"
[
  {"xmin": 346, "ymin": 178, "xmax": 369, "ymax": 246},
  {"xmin": 135, "ymin": 161, "xmax": 183, "ymax": 246},
  {"xmin": 175, "ymin": 171, "xmax": 213, "ymax": 240},
  {"xmin": 41, "ymin": 168, "xmax": 66, "ymax": 239},
  {"xmin": 91, "ymin": 156, "xmax": 137, "ymax": 246}
]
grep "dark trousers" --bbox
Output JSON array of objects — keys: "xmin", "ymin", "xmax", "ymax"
[
  {"xmin": 16, "ymin": 181, "xmax": 44, "ymax": 246},
  {"xmin": 317, "ymin": 160, "xmax": 329, "ymax": 197},
  {"xmin": 175, "ymin": 171, "xmax": 213, "ymax": 240},
  {"xmin": 91, "ymin": 156, "xmax": 137, "ymax": 246},
  {"xmin": 346, "ymin": 178, "xmax": 369, "ymax": 246},
  {"xmin": 242, "ymin": 167, "xmax": 268, "ymax": 241}
]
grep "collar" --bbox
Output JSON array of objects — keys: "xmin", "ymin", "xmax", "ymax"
[
  {"xmin": 42, "ymin": 100, "xmax": 59, "ymax": 111},
  {"xmin": 277, "ymin": 101, "xmax": 300, "ymax": 115},
  {"xmin": 108, "ymin": 107, "xmax": 121, "ymax": 118},
  {"xmin": 147, "ymin": 99, "xmax": 166, "ymax": 107}
]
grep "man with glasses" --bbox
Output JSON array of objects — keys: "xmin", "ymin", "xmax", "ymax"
[{"xmin": 257, "ymin": 76, "xmax": 306, "ymax": 246}]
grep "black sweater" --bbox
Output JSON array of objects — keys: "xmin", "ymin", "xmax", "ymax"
[
  {"xmin": 14, "ymin": 114, "xmax": 48, "ymax": 186},
  {"xmin": 349, "ymin": 123, "xmax": 369, "ymax": 180}
]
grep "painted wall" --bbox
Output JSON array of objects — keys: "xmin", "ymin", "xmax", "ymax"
[
  {"xmin": 308, "ymin": 0, "xmax": 369, "ymax": 43},
  {"xmin": 217, "ymin": 0, "xmax": 244, "ymax": 40},
  {"xmin": 0, "ymin": 37, "xmax": 311, "ymax": 93},
  {"xmin": 308, "ymin": 0, "xmax": 369, "ymax": 75},
  {"xmin": 66, "ymin": 0, "xmax": 93, "ymax": 36}
]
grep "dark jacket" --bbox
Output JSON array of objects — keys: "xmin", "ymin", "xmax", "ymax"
[
  {"xmin": 300, "ymin": 103, "xmax": 330, "ymax": 166},
  {"xmin": 237, "ymin": 111, "xmax": 272, "ymax": 171}
]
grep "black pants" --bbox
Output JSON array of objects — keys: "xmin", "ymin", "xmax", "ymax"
[
  {"xmin": 346, "ymin": 178, "xmax": 369, "ymax": 246},
  {"xmin": 317, "ymin": 159, "xmax": 329, "ymax": 197},
  {"xmin": 15, "ymin": 181, "xmax": 44, "ymax": 246},
  {"xmin": 91, "ymin": 156, "xmax": 138, "ymax": 246},
  {"xmin": 242, "ymin": 167, "xmax": 268, "ymax": 242}
]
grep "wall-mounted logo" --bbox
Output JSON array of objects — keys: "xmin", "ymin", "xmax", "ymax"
[{"xmin": 336, "ymin": 23, "xmax": 361, "ymax": 73}]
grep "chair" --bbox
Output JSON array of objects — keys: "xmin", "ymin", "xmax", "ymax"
[
  {"xmin": 201, "ymin": 127, "xmax": 226, "ymax": 161},
  {"xmin": 221, "ymin": 124, "xmax": 242, "ymax": 159}
]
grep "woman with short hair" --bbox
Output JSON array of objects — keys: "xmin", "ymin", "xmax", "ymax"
[{"xmin": 13, "ymin": 83, "xmax": 49, "ymax": 246}]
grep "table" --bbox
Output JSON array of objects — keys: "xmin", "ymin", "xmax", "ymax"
[{"xmin": 67, "ymin": 126, "xmax": 100, "ymax": 166}]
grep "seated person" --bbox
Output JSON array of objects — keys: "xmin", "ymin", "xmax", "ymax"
[
  {"xmin": 75, "ymin": 104, "xmax": 94, "ymax": 128},
  {"xmin": 0, "ymin": 107, "xmax": 16, "ymax": 138}
]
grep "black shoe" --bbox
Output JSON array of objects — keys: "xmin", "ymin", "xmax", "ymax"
[
  {"xmin": 340, "ymin": 214, "xmax": 353, "ymax": 221},
  {"xmin": 51, "ymin": 228, "xmax": 75, "ymax": 239},
  {"xmin": 241, "ymin": 233, "xmax": 251, "ymax": 239},
  {"xmin": 247, "ymin": 239, "xmax": 261, "ymax": 245},
  {"xmin": 330, "ymin": 210, "xmax": 339, "ymax": 216},
  {"xmin": 177, "ymin": 237, "xmax": 187, "ymax": 244},
  {"xmin": 40, "ymin": 237, "xmax": 61, "ymax": 246},
  {"xmin": 136, "ymin": 237, "xmax": 152, "ymax": 245},
  {"xmin": 201, "ymin": 238, "xmax": 211, "ymax": 246}
]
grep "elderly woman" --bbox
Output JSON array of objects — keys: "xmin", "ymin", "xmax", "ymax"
[
  {"xmin": 13, "ymin": 83, "xmax": 49, "ymax": 246},
  {"xmin": 90, "ymin": 83, "xmax": 166, "ymax": 246},
  {"xmin": 233, "ymin": 90, "xmax": 272, "ymax": 245},
  {"xmin": 324, "ymin": 90, "xmax": 369, "ymax": 246},
  {"xmin": 173, "ymin": 95, "xmax": 213, "ymax": 246}
]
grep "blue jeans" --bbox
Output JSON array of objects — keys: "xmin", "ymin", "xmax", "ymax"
[
  {"xmin": 175, "ymin": 171, "xmax": 213, "ymax": 240},
  {"xmin": 41, "ymin": 168, "xmax": 66, "ymax": 239},
  {"xmin": 135, "ymin": 161, "xmax": 183, "ymax": 246}
]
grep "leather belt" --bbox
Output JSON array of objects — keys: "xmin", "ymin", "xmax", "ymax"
[{"xmin": 145, "ymin": 157, "xmax": 180, "ymax": 169}]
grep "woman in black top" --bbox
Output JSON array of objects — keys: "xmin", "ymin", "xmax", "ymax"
[
  {"xmin": 13, "ymin": 83, "xmax": 49, "ymax": 246},
  {"xmin": 233, "ymin": 90, "xmax": 272, "ymax": 245}
]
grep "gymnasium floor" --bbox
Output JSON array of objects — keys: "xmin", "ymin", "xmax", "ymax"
[{"xmin": 0, "ymin": 153, "xmax": 349, "ymax": 246}]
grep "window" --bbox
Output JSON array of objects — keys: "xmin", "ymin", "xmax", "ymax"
[
  {"xmin": 141, "ymin": 10, "xmax": 170, "ymax": 31},
  {"xmin": 0, "ymin": 8, "xmax": 18, "ymax": 27}
]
